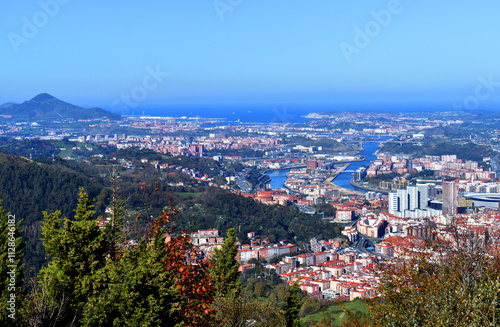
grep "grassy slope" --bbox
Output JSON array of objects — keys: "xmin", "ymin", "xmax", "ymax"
[{"xmin": 302, "ymin": 299, "xmax": 370, "ymax": 324}]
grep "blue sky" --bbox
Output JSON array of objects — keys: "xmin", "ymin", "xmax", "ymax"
[{"xmin": 1, "ymin": 0, "xmax": 500, "ymax": 113}]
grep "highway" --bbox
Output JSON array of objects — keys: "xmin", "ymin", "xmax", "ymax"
[
  {"xmin": 355, "ymin": 234, "xmax": 376, "ymax": 255},
  {"xmin": 235, "ymin": 173, "xmax": 251, "ymax": 193}
]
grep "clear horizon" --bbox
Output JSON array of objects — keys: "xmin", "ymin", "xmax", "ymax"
[{"xmin": 2, "ymin": 1, "xmax": 500, "ymax": 113}]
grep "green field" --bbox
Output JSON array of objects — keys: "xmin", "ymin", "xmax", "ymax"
[
  {"xmin": 302, "ymin": 299, "xmax": 371, "ymax": 325},
  {"xmin": 58, "ymin": 149, "xmax": 74, "ymax": 158}
]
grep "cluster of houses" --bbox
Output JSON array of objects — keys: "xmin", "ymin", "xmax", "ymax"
[
  {"xmin": 269, "ymin": 250, "xmax": 379, "ymax": 301},
  {"xmin": 366, "ymin": 154, "xmax": 495, "ymax": 181},
  {"xmin": 184, "ymin": 228, "xmax": 379, "ymax": 301},
  {"xmin": 239, "ymin": 190, "xmax": 317, "ymax": 207},
  {"xmin": 139, "ymin": 158, "xmax": 216, "ymax": 184},
  {"xmin": 185, "ymin": 228, "xmax": 299, "ymax": 262}
]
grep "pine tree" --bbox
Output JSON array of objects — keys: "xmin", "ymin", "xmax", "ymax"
[
  {"xmin": 210, "ymin": 228, "xmax": 241, "ymax": 297},
  {"xmin": 106, "ymin": 170, "xmax": 125, "ymax": 262},
  {"xmin": 0, "ymin": 200, "xmax": 25, "ymax": 324},
  {"xmin": 37, "ymin": 187, "xmax": 108, "ymax": 323},
  {"xmin": 30, "ymin": 186, "xmax": 217, "ymax": 326},
  {"xmin": 80, "ymin": 237, "xmax": 181, "ymax": 327},
  {"xmin": 285, "ymin": 282, "xmax": 302, "ymax": 327},
  {"xmin": 81, "ymin": 196, "xmax": 216, "ymax": 326}
]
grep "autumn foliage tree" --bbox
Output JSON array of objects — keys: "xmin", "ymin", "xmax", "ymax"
[
  {"xmin": 371, "ymin": 227, "xmax": 500, "ymax": 327},
  {"xmin": 159, "ymin": 210, "xmax": 216, "ymax": 326},
  {"xmin": 139, "ymin": 181, "xmax": 216, "ymax": 326}
]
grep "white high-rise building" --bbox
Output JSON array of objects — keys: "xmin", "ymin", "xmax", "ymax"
[
  {"xmin": 442, "ymin": 182, "xmax": 458, "ymax": 216},
  {"xmin": 388, "ymin": 192, "xmax": 398, "ymax": 215},
  {"xmin": 417, "ymin": 184, "xmax": 428, "ymax": 210},
  {"xmin": 407, "ymin": 186, "xmax": 419, "ymax": 211},
  {"xmin": 397, "ymin": 189, "xmax": 408, "ymax": 213},
  {"xmin": 388, "ymin": 184, "xmax": 434, "ymax": 218}
]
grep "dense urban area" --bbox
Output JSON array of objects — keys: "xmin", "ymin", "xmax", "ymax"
[{"xmin": 2, "ymin": 95, "xmax": 500, "ymax": 325}]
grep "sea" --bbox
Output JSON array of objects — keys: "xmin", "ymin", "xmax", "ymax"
[
  {"xmin": 128, "ymin": 104, "xmax": 434, "ymax": 124},
  {"xmin": 131, "ymin": 106, "xmax": 314, "ymax": 124}
]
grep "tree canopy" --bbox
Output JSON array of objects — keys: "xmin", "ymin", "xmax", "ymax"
[
  {"xmin": 210, "ymin": 228, "xmax": 241, "ymax": 298},
  {"xmin": 371, "ymin": 228, "xmax": 500, "ymax": 326}
]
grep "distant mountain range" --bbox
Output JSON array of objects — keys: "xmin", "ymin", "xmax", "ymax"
[{"xmin": 0, "ymin": 93, "xmax": 121, "ymax": 121}]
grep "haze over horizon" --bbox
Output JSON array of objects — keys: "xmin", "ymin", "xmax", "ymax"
[{"xmin": 2, "ymin": 1, "xmax": 500, "ymax": 114}]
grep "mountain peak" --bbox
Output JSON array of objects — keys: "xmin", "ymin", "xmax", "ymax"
[
  {"xmin": 0, "ymin": 94, "xmax": 121, "ymax": 121},
  {"xmin": 29, "ymin": 93, "xmax": 57, "ymax": 102}
]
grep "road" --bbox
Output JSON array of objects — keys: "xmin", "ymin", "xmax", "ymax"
[
  {"xmin": 297, "ymin": 204, "xmax": 316, "ymax": 214},
  {"xmin": 235, "ymin": 174, "xmax": 251, "ymax": 193},
  {"xmin": 355, "ymin": 234, "xmax": 376, "ymax": 255}
]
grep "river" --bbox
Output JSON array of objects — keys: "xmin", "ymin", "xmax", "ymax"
[
  {"xmin": 266, "ymin": 137, "xmax": 391, "ymax": 192},
  {"xmin": 267, "ymin": 168, "xmax": 291, "ymax": 189}
]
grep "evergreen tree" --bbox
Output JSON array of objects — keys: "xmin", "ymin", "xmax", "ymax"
[
  {"xmin": 210, "ymin": 228, "xmax": 241, "ymax": 297},
  {"xmin": 0, "ymin": 200, "xmax": 25, "ymax": 324},
  {"xmin": 28, "ymin": 186, "xmax": 218, "ymax": 326},
  {"xmin": 37, "ymin": 187, "xmax": 108, "ymax": 324},
  {"xmin": 81, "ymin": 193, "xmax": 215, "ymax": 326},
  {"xmin": 80, "ymin": 237, "xmax": 180, "ymax": 327},
  {"xmin": 285, "ymin": 282, "xmax": 302, "ymax": 327},
  {"xmin": 105, "ymin": 171, "xmax": 125, "ymax": 262}
]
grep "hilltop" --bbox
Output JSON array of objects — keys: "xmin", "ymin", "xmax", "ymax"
[
  {"xmin": 0, "ymin": 151, "xmax": 31, "ymax": 166},
  {"xmin": 0, "ymin": 93, "xmax": 121, "ymax": 121}
]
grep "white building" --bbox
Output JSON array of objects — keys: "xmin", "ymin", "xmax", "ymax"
[{"xmin": 389, "ymin": 184, "xmax": 439, "ymax": 218}]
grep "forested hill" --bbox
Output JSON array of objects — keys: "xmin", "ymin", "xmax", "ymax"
[
  {"xmin": 0, "ymin": 150, "xmax": 342, "ymax": 278},
  {"xmin": 0, "ymin": 153, "xmax": 106, "ymax": 225},
  {"xmin": 175, "ymin": 187, "xmax": 340, "ymax": 244},
  {"xmin": 0, "ymin": 152, "xmax": 106, "ymax": 275}
]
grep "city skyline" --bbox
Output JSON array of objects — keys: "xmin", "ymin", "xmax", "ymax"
[{"xmin": 1, "ymin": 1, "xmax": 500, "ymax": 114}]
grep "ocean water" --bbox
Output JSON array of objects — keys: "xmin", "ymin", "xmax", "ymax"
[
  {"xmin": 133, "ymin": 104, "xmax": 448, "ymax": 124},
  {"xmin": 125, "ymin": 104, "xmax": 456, "ymax": 124},
  {"xmin": 138, "ymin": 106, "xmax": 314, "ymax": 123}
]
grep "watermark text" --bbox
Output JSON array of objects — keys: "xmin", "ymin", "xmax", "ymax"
[
  {"xmin": 6, "ymin": 214, "xmax": 17, "ymax": 319},
  {"xmin": 111, "ymin": 65, "xmax": 169, "ymax": 114},
  {"xmin": 339, "ymin": 0, "xmax": 403, "ymax": 63},
  {"xmin": 454, "ymin": 74, "xmax": 500, "ymax": 110},
  {"xmin": 7, "ymin": 0, "xmax": 70, "ymax": 54},
  {"xmin": 213, "ymin": 0, "xmax": 243, "ymax": 21}
]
